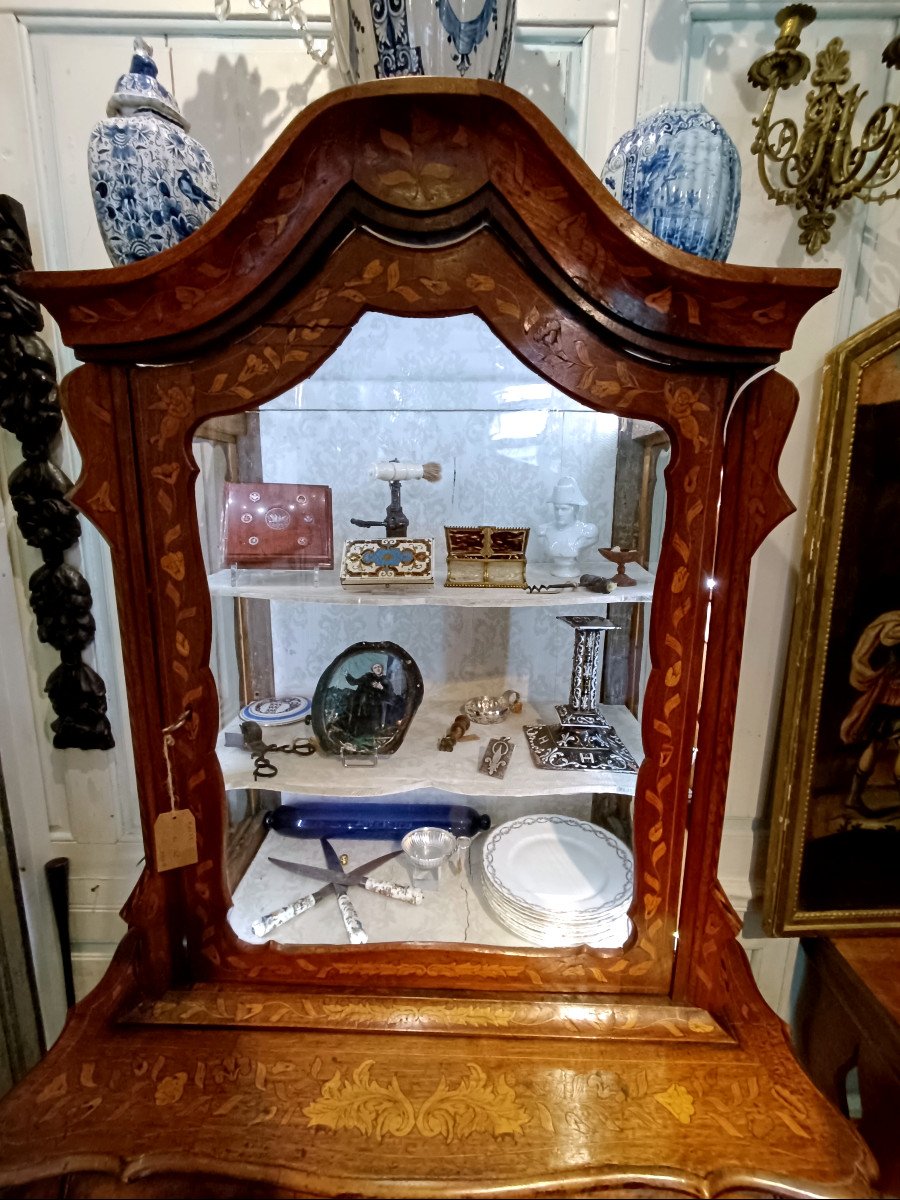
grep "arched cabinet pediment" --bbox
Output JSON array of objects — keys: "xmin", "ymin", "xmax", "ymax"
[{"xmin": 0, "ymin": 79, "xmax": 873, "ymax": 1200}]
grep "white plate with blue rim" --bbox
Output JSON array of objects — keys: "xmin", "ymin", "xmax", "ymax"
[
  {"xmin": 239, "ymin": 696, "xmax": 311, "ymax": 726},
  {"xmin": 481, "ymin": 814, "xmax": 632, "ymax": 919}
]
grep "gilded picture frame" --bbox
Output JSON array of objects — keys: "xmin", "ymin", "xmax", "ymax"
[{"xmin": 765, "ymin": 308, "xmax": 900, "ymax": 935}]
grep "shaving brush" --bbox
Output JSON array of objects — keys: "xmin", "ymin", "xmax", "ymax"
[{"xmin": 372, "ymin": 461, "xmax": 442, "ymax": 483}]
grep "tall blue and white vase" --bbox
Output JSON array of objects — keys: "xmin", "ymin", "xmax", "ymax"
[
  {"xmin": 601, "ymin": 102, "xmax": 741, "ymax": 262},
  {"xmin": 332, "ymin": 0, "xmax": 517, "ymax": 83},
  {"xmin": 88, "ymin": 39, "xmax": 220, "ymax": 267}
]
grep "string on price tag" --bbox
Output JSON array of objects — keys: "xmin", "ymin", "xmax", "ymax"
[{"xmin": 153, "ymin": 709, "xmax": 198, "ymax": 872}]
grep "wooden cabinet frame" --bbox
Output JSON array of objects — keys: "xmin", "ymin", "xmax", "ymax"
[{"xmin": 0, "ymin": 80, "xmax": 876, "ymax": 1198}]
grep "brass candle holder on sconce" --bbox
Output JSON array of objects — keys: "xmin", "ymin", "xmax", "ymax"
[{"xmin": 747, "ymin": 5, "xmax": 900, "ymax": 254}]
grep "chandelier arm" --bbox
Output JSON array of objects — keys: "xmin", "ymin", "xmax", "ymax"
[
  {"xmin": 220, "ymin": 0, "xmax": 333, "ymax": 64},
  {"xmin": 789, "ymin": 90, "xmax": 842, "ymax": 191},
  {"xmin": 843, "ymin": 150, "xmax": 900, "ymax": 196},
  {"xmin": 750, "ymin": 85, "xmax": 819, "ymax": 200},
  {"xmin": 828, "ymin": 87, "xmax": 866, "ymax": 184},
  {"xmin": 768, "ymin": 124, "xmax": 824, "ymax": 194},
  {"xmin": 840, "ymin": 106, "xmax": 900, "ymax": 191},
  {"xmin": 752, "ymin": 103, "xmax": 789, "ymax": 202},
  {"xmin": 754, "ymin": 110, "xmax": 829, "ymax": 203},
  {"xmin": 750, "ymin": 85, "xmax": 781, "ymax": 152},
  {"xmin": 861, "ymin": 185, "xmax": 900, "ymax": 204},
  {"xmin": 854, "ymin": 161, "xmax": 900, "ymax": 203},
  {"xmin": 756, "ymin": 146, "xmax": 795, "ymax": 205}
]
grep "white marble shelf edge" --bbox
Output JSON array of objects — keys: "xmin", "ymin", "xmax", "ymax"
[
  {"xmin": 218, "ymin": 690, "xmax": 643, "ymax": 800},
  {"xmin": 208, "ymin": 562, "xmax": 655, "ymax": 607},
  {"xmin": 229, "ymin": 828, "xmax": 631, "ymax": 952}
]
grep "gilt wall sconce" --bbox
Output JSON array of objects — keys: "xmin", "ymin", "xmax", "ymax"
[{"xmin": 748, "ymin": 5, "xmax": 900, "ymax": 254}]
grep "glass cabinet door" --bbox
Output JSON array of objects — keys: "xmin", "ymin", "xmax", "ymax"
[{"xmin": 193, "ymin": 313, "xmax": 668, "ymax": 952}]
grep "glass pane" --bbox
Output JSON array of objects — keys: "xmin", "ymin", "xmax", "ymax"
[{"xmin": 193, "ymin": 314, "xmax": 669, "ymax": 952}]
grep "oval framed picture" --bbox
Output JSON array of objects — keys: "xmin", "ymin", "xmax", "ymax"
[{"xmin": 311, "ymin": 641, "xmax": 424, "ymax": 757}]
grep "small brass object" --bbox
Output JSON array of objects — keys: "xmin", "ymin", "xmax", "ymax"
[{"xmin": 439, "ymin": 713, "xmax": 471, "ymax": 752}]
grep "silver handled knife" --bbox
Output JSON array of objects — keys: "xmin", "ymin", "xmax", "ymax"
[
  {"xmin": 322, "ymin": 837, "xmax": 368, "ymax": 945},
  {"xmin": 268, "ymin": 856, "xmax": 423, "ymax": 906},
  {"xmin": 251, "ymin": 849, "xmax": 400, "ymax": 938}
]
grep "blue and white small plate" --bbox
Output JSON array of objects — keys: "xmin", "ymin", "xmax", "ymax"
[{"xmin": 239, "ymin": 696, "xmax": 311, "ymax": 726}]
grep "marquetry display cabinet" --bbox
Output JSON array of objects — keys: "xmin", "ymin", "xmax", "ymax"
[{"xmin": 0, "ymin": 81, "xmax": 877, "ymax": 1198}]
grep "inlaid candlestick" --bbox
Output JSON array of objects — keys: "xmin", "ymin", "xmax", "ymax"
[{"xmin": 523, "ymin": 615, "xmax": 639, "ymax": 772}]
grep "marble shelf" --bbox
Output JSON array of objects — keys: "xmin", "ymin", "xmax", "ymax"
[
  {"xmin": 229, "ymin": 824, "xmax": 632, "ymax": 951},
  {"xmin": 208, "ymin": 562, "xmax": 655, "ymax": 607},
  {"xmin": 218, "ymin": 689, "xmax": 643, "ymax": 800}
]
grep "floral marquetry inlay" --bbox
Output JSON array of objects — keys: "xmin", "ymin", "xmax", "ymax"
[
  {"xmin": 120, "ymin": 218, "xmax": 729, "ymax": 993},
  {"xmin": 304, "ymin": 1061, "xmax": 529, "ymax": 1142},
  {"xmin": 367, "ymin": 123, "xmax": 472, "ymax": 207},
  {"xmin": 28, "ymin": 83, "xmax": 838, "ymax": 364},
  {"xmin": 125, "ymin": 987, "xmax": 733, "ymax": 1043},
  {"xmin": 25, "ymin": 1037, "xmax": 824, "ymax": 1150},
  {"xmin": 3, "ymin": 78, "xmax": 874, "ymax": 1200},
  {"xmin": 0, "ymin": 950, "xmax": 872, "ymax": 1197}
]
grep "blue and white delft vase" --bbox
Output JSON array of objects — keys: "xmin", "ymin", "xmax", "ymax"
[
  {"xmin": 332, "ymin": 0, "xmax": 516, "ymax": 83},
  {"xmin": 601, "ymin": 102, "xmax": 741, "ymax": 262},
  {"xmin": 88, "ymin": 38, "xmax": 220, "ymax": 267}
]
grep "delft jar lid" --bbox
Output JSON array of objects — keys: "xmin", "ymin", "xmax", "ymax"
[{"xmin": 106, "ymin": 37, "xmax": 189, "ymax": 130}]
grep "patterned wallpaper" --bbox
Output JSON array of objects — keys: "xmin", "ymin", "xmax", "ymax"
[{"xmin": 238, "ymin": 314, "xmax": 659, "ymax": 707}]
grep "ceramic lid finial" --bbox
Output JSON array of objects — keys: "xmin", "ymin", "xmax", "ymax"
[
  {"xmin": 129, "ymin": 37, "xmax": 157, "ymax": 74},
  {"xmin": 106, "ymin": 36, "xmax": 189, "ymax": 130}
]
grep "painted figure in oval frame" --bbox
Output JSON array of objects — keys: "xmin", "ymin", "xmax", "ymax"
[{"xmin": 311, "ymin": 640, "xmax": 424, "ymax": 757}]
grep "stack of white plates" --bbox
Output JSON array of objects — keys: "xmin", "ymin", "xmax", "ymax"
[{"xmin": 480, "ymin": 814, "xmax": 633, "ymax": 947}]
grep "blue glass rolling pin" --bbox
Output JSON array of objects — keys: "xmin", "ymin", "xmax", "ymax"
[{"xmin": 264, "ymin": 799, "xmax": 491, "ymax": 840}]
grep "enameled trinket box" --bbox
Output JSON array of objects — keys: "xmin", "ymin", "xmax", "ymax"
[{"xmin": 340, "ymin": 538, "xmax": 434, "ymax": 586}]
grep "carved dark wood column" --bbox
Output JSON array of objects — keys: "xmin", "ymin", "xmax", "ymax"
[{"xmin": 0, "ymin": 195, "xmax": 114, "ymax": 750}]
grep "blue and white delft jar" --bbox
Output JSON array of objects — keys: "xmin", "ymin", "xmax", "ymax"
[
  {"xmin": 601, "ymin": 102, "xmax": 741, "ymax": 262},
  {"xmin": 332, "ymin": 0, "xmax": 517, "ymax": 83},
  {"xmin": 88, "ymin": 38, "xmax": 220, "ymax": 267}
]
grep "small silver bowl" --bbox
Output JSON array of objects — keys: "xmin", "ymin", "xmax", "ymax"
[
  {"xmin": 463, "ymin": 689, "xmax": 520, "ymax": 725},
  {"xmin": 402, "ymin": 827, "xmax": 471, "ymax": 883},
  {"xmin": 402, "ymin": 826, "xmax": 456, "ymax": 870}
]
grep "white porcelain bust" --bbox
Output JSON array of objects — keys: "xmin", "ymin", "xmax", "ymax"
[{"xmin": 538, "ymin": 477, "xmax": 598, "ymax": 579}]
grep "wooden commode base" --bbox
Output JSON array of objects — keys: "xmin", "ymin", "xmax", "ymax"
[{"xmin": 0, "ymin": 938, "xmax": 875, "ymax": 1199}]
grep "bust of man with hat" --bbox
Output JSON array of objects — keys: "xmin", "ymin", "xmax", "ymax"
[{"xmin": 538, "ymin": 477, "xmax": 598, "ymax": 579}]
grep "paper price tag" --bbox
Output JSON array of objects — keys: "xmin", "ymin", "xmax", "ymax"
[{"xmin": 154, "ymin": 809, "xmax": 198, "ymax": 872}]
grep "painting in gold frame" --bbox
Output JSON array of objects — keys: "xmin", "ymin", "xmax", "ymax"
[{"xmin": 765, "ymin": 309, "xmax": 900, "ymax": 935}]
